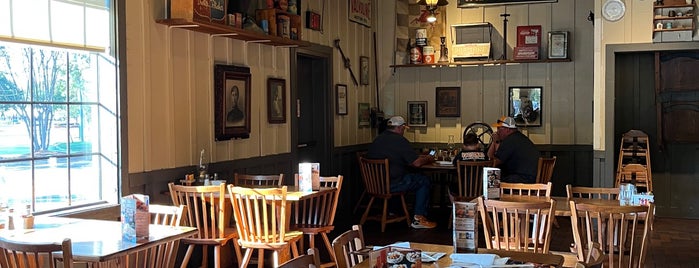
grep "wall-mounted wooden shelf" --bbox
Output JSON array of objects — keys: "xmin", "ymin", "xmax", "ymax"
[
  {"xmin": 390, "ymin": 58, "xmax": 571, "ymax": 68},
  {"xmin": 156, "ymin": 19, "xmax": 311, "ymax": 47}
]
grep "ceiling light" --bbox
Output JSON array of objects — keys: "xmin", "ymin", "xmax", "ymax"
[{"xmin": 426, "ymin": 12, "xmax": 437, "ymax": 23}]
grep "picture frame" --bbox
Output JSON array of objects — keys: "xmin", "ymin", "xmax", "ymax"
[
  {"xmin": 407, "ymin": 101, "xmax": 427, "ymax": 127},
  {"xmin": 435, "ymin": 87, "xmax": 461, "ymax": 117},
  {"xmin": 508, "ymin": 86, "xmax": 542, "ymax": 127},
  {"xmin": 336, "ymin": 84, "xmax": 348, "ymax": 115},
  {"xmin": 215, "ymin": 64, "xmax": 251, "ymax": 140},
  {"xmin": 358, "ymin": 102, "xmax": 371, "ymax": 127},
  {"xmin": 267, "ymin": 78, "xmax": 286, "ymax": 124},
  {"xmin": 548, "ymin": 31, "xmax": 568, "ymax": 59},
  {"xmin": 349, "ymin": 0, "xmax": 371, "ymax": 27},
  {"xmin": 359, "ymin": 56, "xmax": 369, "ymax": 85},
  {"xmin": 306, "ymin": 11, "xmax": 322, "ymax": 31}
]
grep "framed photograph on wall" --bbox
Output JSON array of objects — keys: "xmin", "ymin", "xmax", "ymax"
[
  {"xmin": 436, "ymin": 87, "xmax": 461, "ymax": 117},
  {"xmin": 214, "ymin": 64, "xmax": 251, "ymax": 140},
  {"xmin": 359, "ymin": 56, "xmax": 369, "ymax": 85},
  {"xmin": 548, "ymin": 31, "xmax": 568, "ymax": 59},
  {"xmin": 267, "ymin": 78, "xmax": 286, "ymax": 124},
  {"xmin": 358, "ymin": 102, "xmax": 371, "ymax": 127},
  {"xmin": 349, "ymin": 0, "xmax": 371, "ymax": 27},
  {"xmin": 407, "ymin": 101, "xmax": 427, "ymax": 127},
  {"xmin": 336, "ymin": 84, "xmax": 348, "ymax": 115},
  {"xmin": 508, "ymin": 86, "xmax": 542, "ymax": 127}
]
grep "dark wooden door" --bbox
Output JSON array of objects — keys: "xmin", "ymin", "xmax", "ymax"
[{"xmin": 291, "ymin": 45, "xmax": 333, "ymax": 181}]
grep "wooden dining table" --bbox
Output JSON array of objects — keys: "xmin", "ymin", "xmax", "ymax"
[
  {"xmin": 0, "ymin": 216, "xmax": 197, "ymax": 266},
  {"xmin": 353, "ymin": 242, "xmax": 565, "ymax": 267}
]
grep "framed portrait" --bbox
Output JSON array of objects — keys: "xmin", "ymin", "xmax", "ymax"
[
  {"xmin": 407, "ymin": 101, "xmax": 427, "ymax": 127},
  {"xmin": 548, "ymin": 31, "xmax": 568, "ymax": 59},
  {"xmin": 359, "ymin": 56, "xmax": 369, "ymax": 85},
  {"xmin": 336, "ymin": 84, "xmax": 348, "ymax": 115},
  {"xmin": 267, "ymin": 78, "xmax": 286, "ymax": 124},
  {"xmin": 508, "ymin": 86, "xmax": 542, "ymax": 127},
  {"xmin": 435, "ymin": 87, "xmax": 461, "ymax": 117},
  {"xmin": 457, "ymin": 0, "xmax": 557, "ymax": 7},
  {"xmin": 358, "ymin": 102, "xmax": 370, "ymax": 127},
  {"xmin": 214, "ymin": 64, "xmax": 251, "ymax": 140}
]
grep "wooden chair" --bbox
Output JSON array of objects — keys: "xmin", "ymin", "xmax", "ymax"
[
  {"xmin": 331, "ymin": 225, "xmax": 367, "ymax": 268},
  {"xmin": 500, "ymin": 182, "xmax": 552, "ymax": 197},
  {"xmin": 291, "ymin": 175, "xmax": 343, "ymax": 267},
  {"xmin": 569, "ymin": 201, "xmax": 654, "ymax": 268},
  {"xmin": 535, "ymin": 156, "xmax": 557, "ymax": 184},
  {"xmin": 146, "ymin": 204, "xmax": 187, "ymax": 268},
  {"xmin": 279, "ymin": 248, "xmax": 321, "ymax": 268},
  {"xmin": 168, "ymin": 182, "xmax": 242, "ymax": 268},
  {"xmin": 566, "ymin": 185, "xmax": 619, "ymax": 200},
  {"xmin": 0, "ymin": 237, "xmax": 73, "ymax": 268},
  {"xmin": 228, "ymin": 185, "xmax": 303, "ymax": 268},
  {"xmin": 574, "ymin": 242, "xmax": 604, "ymax": 268},
  {"xmin": 358, "ymin": 157, "xmax": 411, "ymax": 232},
  {"xmin": 448, "ymin": 160, "xmax": 494, "ymax": 228},
  {"xmin": 234, "ymin": 173, "xmax": 283, "ymax": 186},
  {"xmin": 616, "ymin": 164, "xmax": 652, "ymax": 192},
  {"xmin": 477, "ymin": 196, "xmax": 557, "ymax": 254}
]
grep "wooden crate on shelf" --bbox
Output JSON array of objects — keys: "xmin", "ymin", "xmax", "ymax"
[{"xmin": 169, "ymin": 0, "xmax": 228, "ymax": 25}]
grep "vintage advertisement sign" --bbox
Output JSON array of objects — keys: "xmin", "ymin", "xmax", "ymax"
[{"xmin": 349, "ymin": 0, "xmax": 371, "ymax": 27}]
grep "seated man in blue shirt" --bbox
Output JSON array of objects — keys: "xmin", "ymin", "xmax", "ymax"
[
  {"xmin": 366, "ymin": 116, "xmax": 437, "ymax": 229},
  {"xmin": 487, "ymin": 116, "xmax": 539, "ymax": 183}
]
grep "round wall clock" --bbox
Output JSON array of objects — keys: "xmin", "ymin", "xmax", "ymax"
[{"xmin": 602, "ymin": 0, "xmax": 626, "ymax": 22}]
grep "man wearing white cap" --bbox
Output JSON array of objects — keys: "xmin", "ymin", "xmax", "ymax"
[
  {"xmin": 366, "ymin": 115, "xmax": 437, "ymax": 229},
  {"xmin": 487, "ymin": 116, "xmax": 539, "ymax": 183}
]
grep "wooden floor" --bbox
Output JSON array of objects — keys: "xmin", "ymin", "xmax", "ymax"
[{"xmin": 331, "ymin": 208, "xmax": 699, "ymax": 267}]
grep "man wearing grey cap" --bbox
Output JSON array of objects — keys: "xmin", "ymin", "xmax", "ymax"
[
  {"xmin": 366, "ymin": 115, "xmax": 437, "ymax": 229},
  {"xmin": 487, "ymin": 116, "xmax": 539, "ymax": 183}
]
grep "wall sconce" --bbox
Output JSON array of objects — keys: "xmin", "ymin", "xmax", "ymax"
[{"xmin": 417, "ymin": 0, "xmax": 449, "ymax": 23}]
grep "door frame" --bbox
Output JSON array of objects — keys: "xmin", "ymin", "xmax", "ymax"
[{"xmin": 290, "ymin": 44, "xmax": 334, "ymax": 169}]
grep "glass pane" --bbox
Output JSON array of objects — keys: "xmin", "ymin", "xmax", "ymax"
[
  {"xmin": 69, "ymin": 104, "xmax": 95, "ymax": 154},
  {"xmin": 0, "ymin": 104, "xmax": 31, "ymax": 160},
  {"xmin": 36, "ymin": 104, "xmax": 68, "ymax": 156},
  {"xmin": 100, "ymin": 154, "xmax": 119, "ymax": 204},
  {"xmin": 12, "ymin": 0, "xmax": 50, "ymax": 42},
  {"xmin": 32, "ymin": 48, "xmax": 67, "ymax": 102},
  {"xmin": 0, "ymin": 160, "xmax": 33, "ymax": 208},
  {"xmin": 34, "ymin": 156, "xmax": 69, "ymax": 211},
  {"xmin": 70, "ymin": 155, "xmax": 98, "ymax": 206},
  {"xmin": 97, "ymin": 54, "xmax": 117, "ymax": 112},
  {"xmin": 0, "ymin": 42, "xmax": 31, "ymax": 102},
  {"xmin": 71, "ymin": 53, "xmax": 98, "ymax": 102}
]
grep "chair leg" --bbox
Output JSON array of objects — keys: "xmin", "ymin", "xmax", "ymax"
[
  {"xmin": 359, "ymin": 197, "xmax": 375, "ymax": 225},
  {"xmin": 381, "ymin": 198, "xmax": 389, "ymax": 232},
  {"xmin": 400, "ymin": 195, "xmax": 411, "ymax": 227},
  {"xmin": 232, "ymin": 239, "xmax": 243, "ymax": 266},
  {"xmin": 257, "ymin": 249, "xmax": 265, "ymax": 268},
  {"xmin": 240, "ymin": 248, "xmax": 254, "ymax": 268},
  {"xmin": 321, "ymin": 232, "xmax": 335, "ymax": 262},
  {"xmin": 213, "ymin": 245, "xmax": 221, "ymax": 268},
  {"xmin": 180, "ymin": 244, "xmax": 195, "ymax": 268},
  {"xmin": 201, "ymin": 246, "xmax": 209, "ymax": 268},
  {"xmin": 353, "ymin": 190, "xmax": 367, "ymax": 214}
]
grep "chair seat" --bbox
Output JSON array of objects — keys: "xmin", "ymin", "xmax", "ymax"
[
  {"xmin": 238, "ymin": 231, "xmax": 304, "ymax": 250},
  {"xmin": 291, "ymin": 224, "xmax": 335, "ymax": 234}
]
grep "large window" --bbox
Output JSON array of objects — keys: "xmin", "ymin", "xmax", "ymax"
[{"xmin": 0, "ymin": 0, "xmax": 119, "ymax": 213}]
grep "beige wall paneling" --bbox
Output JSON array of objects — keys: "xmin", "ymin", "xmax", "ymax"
[
  {"xmin": 481, "ymin": 65, "xmax": 505, "ymax": 125},
  {"xmin": 460, "ymin": 65, "xmax": 485, "ymax": 126},
  {"xmin": 572, "ymin": 0, "xmax": 594, "ymax": 145},
  {"xmin": 148, "ymin": 11, "xmax": 173, "ymax": 171},
  {"xmin": 437, "ymin": 67, "xmax": 462, "ymax": 143},
  {"xmin": 397, "ymin": 68, "xmax": 419, "ymax": 141},
  {"xmin": 549, "ymin": 0, "xmax": 576, "ymax": 145},
  {"xmin": 170, "ymin": 29, "xmax": 195, "ymax": 167},
  {"xmin": 126, "ymin": 0, "xmax": 148, "ymax": 173}
]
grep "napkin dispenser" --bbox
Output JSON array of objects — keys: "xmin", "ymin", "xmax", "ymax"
[{"xmin": 121, "ymin": 194, "xmax": 150, "ymax": 242}]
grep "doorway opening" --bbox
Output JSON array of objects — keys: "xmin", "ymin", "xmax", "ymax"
[{"xmin": 290, "ymin": 45, "xmax": 334, "ymax": 172}]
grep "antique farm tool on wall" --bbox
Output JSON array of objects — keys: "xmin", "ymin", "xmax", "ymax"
[{"xmin": 334, "ymin": 39, "xmax": 359, "ymax": 86}]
